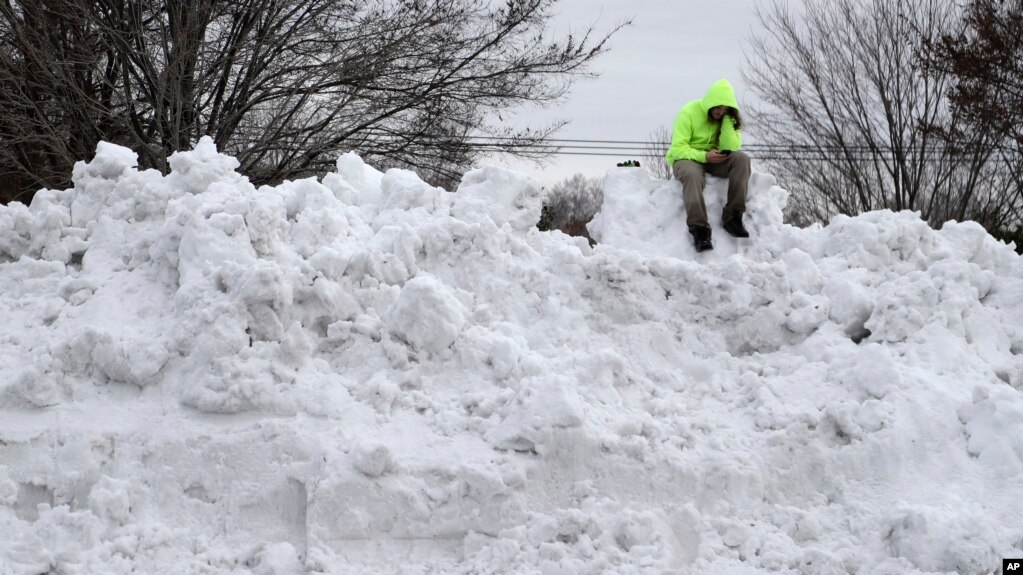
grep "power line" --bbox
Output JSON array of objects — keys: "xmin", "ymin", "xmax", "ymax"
[
  {"xmin": 469, "ymin": 136, "xmax": 1019, "ymax": 147},
  {"xmin": 452, "ymin": 136, "xmax": 1019, "ymax": 162},
  {"xmin": 356, "ymin": 131, "xmax": 1019, "ymax": 162}
]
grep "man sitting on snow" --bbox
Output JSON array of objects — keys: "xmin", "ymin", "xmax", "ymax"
[{"xmin": 665, "ymin": 79, "xmax": 751, "ymax": 252}]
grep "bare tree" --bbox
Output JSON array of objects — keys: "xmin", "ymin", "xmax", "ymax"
[
  {"xmin": 538, "ymin": 172, "xmax": 601, "ymax": 243},
  {"xmin": 643, "ymin": 125, "xmax": 673, "ymax": 180},
  {"xmin": 0, "ymin": 0, "xmax": 624, "ymax": 203},
  {"xmin": 743, "ymin": 0, "xmax": 1014, "ymax": 230}
]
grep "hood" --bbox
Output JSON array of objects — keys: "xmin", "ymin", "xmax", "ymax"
[{"xmin": 701, "ymin": 79, "xmax": 739, "ymax": 111}]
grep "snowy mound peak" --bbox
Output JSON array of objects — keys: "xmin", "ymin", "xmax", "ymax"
[{"xmin": 1, "ymin": 139, "xmax": 1022, "ymax": 574}]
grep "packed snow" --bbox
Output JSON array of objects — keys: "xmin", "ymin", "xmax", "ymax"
[{"xmin": 2, "ymin": 137, "xmax": 1023, "ymax": 574}]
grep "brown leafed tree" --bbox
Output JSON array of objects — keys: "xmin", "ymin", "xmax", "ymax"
[
  {"xmin": 918, "ymin": 0, "xmax": 1023, "ymax": 248},
  {"xmin": 0, "ymin": 0, "xmax": 624, "ymax": 203},
  {"xmin": 743, "ymin": 0, "xmax": 1017, "ymax": 232}
]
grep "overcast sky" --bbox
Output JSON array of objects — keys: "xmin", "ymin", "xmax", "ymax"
[{"xmin": 486, "ymin": 0, "xmax": 771, "ymax": 185}]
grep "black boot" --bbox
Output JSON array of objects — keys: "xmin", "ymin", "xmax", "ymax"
[
  {"xmin": 690, "ymin": 226, "xmax": 713, "ymax": 252},
  {"xmin": 723, "ymin": 212, "xmax": 750, "ymax": 238}
]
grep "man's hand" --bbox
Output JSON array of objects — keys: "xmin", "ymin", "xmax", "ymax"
[{"xmin": 706, "ymin": 150, "xmax": 728, "ymax": 164}]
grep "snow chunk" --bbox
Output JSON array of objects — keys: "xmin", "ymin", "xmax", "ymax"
[
  {"xmin": 92, "ymin": 334, "xmax": 169, "ymax": 387},
  {"xmin": 385, "ymin": 275, "xmax": 469, "ymax": 354},
  {"xmin": 865, "ymin": 271, "xmax": 940, "ymax": 342},
  {"xmin": 785, "ymin": 291, "xmax": 828, "ymax": 335},
  {"xmin": 453, "ymin": 166, "xmax": 542, "ymax": 231},
  {"xmin": 380, "ymin": 169, "xmax": 447, "ymax": 213},
  {"xmin": 958, "ymin": 386, "xmax": 1023, "ymax": 475},
  {"xmin": 486, "ymin": 376, "xmax": 585, "ymax": 452},
  {"xmin": 8, "ymin": 367, "xmax": 62, "ymax": 408},
  {"xmin": 937, "ymin": 219, "xmax": 1019, "ymax": 270},
  {"xmin": 73, "ymin": 141, "xmax": 138, "ymax": 181},
  {"xmin": 587, "ymin": 167, "xmax": 688, "ymax": 255},
  {"xmin": 88, "ymin": 475, "xmax": 132, "ymax": 526},
  {"xmin": 69, "ymin": 141, "xmax": 174, "ymax": 229},
  {"xmin": 254, "ymin": 542, "xmax": 305, "ymax": 575},
  {"xmin": 782, "ymin": 248, "xmax": 823, "ymax": 294},
  {"xmin": 52, "ymin": 328, "xmax": 168, "ymax": 388},
  {"xmin": 822, "ymin": 271, "xmax": 873, "ymax": 339},
  {"xmin": 352, "ymin": 442, "xmax": 394, "ymax": 478},
  {"xmin": 823, "ymin": 210, "xmax": 934, "ymax": 270},
  {"xmin": 166, "ymin": 136, "xmax": 244, "ymax": 195},
  {"xmin": 463, "ymin": 499, "xmax": 674, "ymax": 574},
  {"xmin": 884, "ymin": 505, "xmax": 1001, "ymax": 574},
  {"xmin": 835, "ymin": 343, "xmax": 901, "ymax": 399},
  {"xmin": 335, "ymin": 151, "xmax": 384, "ymax": 207}
]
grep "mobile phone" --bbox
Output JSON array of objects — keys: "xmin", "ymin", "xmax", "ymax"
[{"xmin": 720, "ymin": 150, "xmax": 731, "ymax": 155}]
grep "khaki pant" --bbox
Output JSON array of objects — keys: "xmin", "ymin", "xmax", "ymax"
[{"xmin": 672, "ymin": 151, "xmax": 751, "ymax": 231}]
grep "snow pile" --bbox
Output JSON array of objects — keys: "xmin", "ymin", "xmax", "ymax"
[{"xmin": 1, "ymin": 138, "xmax": 1023, "ymax": 574}]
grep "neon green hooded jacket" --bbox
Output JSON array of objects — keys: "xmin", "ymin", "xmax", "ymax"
[{"xmin": 665, "ymin": 79, "xmax": 742, "ymax": 166}]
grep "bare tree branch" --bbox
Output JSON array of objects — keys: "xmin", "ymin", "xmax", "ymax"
[
  {"xmin": 0, "ymin": 0, "xmax": 627, "ymax": 202},
  {"xmin": 643, "ymin": 125, "xmax": 672, "ymax": 181},
  {"xmin": 743, "ymin": 0, "xmax": 1018, "ymax": 233}
]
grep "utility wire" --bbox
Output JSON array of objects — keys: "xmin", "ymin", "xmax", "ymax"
[
  {"xmin": 448, "ymin": 136, "xmax": 1018, "ymax": 161},
  {"xmin": 356, "ymin": 131, "xmax": 1018, "ymax": 161}
]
